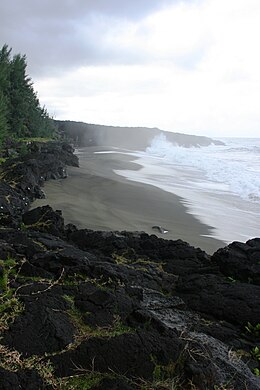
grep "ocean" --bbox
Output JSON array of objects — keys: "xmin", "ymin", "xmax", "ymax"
[{"xmin": 114, "ymin": 135, "xmax": 260, "ymax": 244}]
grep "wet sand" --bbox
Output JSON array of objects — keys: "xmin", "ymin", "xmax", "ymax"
[{"xmin": 32, "ymin": 147, "xmax": 225, "ymax": 254}]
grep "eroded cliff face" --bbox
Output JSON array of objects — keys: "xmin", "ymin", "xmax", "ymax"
[{"xmin": 0, "ymin": 142, "xmax": 259, "ymax": 390}]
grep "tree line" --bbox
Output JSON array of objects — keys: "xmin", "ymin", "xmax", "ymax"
[{"xmin": 0, "ymin": 44, "xmax": 55, "ymax": 145}]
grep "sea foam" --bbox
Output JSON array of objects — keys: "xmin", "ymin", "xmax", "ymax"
[{"xmin": 146, "ymin": 134, "xmax": 260, "ymax": 203}]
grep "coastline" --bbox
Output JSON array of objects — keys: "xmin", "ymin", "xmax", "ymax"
[
  {"xmin": 32, "ymin": 146, "xmax": 225, "ymax": 254},
  {"xmin": 1, "ymin": 141, "xmax": 259, "ymax": 389}
]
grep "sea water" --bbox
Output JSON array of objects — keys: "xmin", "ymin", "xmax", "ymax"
[{"xmin": 114, "ymin": 134, "xmax": 260, "ymax": 243}]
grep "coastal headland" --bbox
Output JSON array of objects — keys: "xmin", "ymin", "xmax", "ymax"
[{"xmin": 0, "ymin": 141, "xmax": 259, "ymax": 390}]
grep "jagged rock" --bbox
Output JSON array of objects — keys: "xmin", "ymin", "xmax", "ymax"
[
  {"xmin": 197, "ymin": 319, "xmax": 242, "ymax": 348},
  {"xmin": 19, "ymin": 261, "xmax": 54, "ymax": 280},
  {"xmin": 176, "ymin": 273, "xmax": 260, "ymax": 327},
  {"xmin": 212, "ymin": 238, "xmax": 260, "ymax": 285},
  {"xmin": 32, "ymin": 141, "xmax": 79, "ymax": 168},
  {"xmin": 22, "ymin": 205, "xmax": 65, "ymax": 237},
  {"xmin": 0, "ymin": 368, "xmax": 46, "ymax": 390},
  {"xmin": 0, "ymin": 239, "xmax": 17, "ymax": 259},
  {"xmin": 67, "ymin": 229, "xmax": 217, "ymax": 276},
  {"xmin": 181, "ymin": 333, "xmax": 260, "ymax": 390},
  {"xmin": 30, "ymin": 245, "xmax": 94, "ymax": 277},
  {"xmin": 0, "ymin": 141, "xmax": 78, "ymax": 230},
  {"xmin": 0, "ymin": 229, "xmax": 46, "ymax": 258},
  {"xmin": 50, "ymin": 328, "xmax": 183, "ymax": 379},
  {"xmin": 0, "ymin": 182, "xmax": 29, "ymax": 227},
  {"xmin": 140, "ymin": 289, "xmax": 260, "ymax": 389},
  {"xmin": 74, "ymin": 283, "xmax": 138, "ymax": 328},
  {"xmin": 2, "ymin": 285, "xmax": 76, "ymax": 356}
]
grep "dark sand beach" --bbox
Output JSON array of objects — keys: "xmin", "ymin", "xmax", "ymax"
[{"xmin": 32, "ymin": 147, "xmax": 225, "ymax": 254}]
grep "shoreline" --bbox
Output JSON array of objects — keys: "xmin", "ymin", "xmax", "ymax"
[
  {"xmin": 32, "ymin": 146, "xmax": 225, "ymax": 254},
  {"xmin": 1, "ymin": 141, "xmax": 260, "ymax": 389},
  {"xmin": 114, "ymin": 152, "xmax": 260, "ymax": 244}
]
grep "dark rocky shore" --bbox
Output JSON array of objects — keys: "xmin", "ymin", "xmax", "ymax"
[{"xmin": 0, "ymin": 142, "xmax": 259, "ymax": 390}]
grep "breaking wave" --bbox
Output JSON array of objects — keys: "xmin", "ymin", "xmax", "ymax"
[{"xmin": 146, "ymin": 134, "xmax": 260, "ymax": 203}]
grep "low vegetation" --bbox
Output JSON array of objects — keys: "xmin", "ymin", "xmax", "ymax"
[{"xmin": 0, "ymin": 257, "xmax": 24, "ymax": 332}]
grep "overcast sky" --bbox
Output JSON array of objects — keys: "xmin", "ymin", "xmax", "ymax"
[{"xmin": 1, "ymin": 0, "xmax": 260, "ymax": 138}]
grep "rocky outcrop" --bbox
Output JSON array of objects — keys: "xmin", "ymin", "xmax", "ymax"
[
  {"xmin": 0, "ymin": 142, "xmax": 259, "ymax": 390},
  {"xmin": 211, "ymin": 239, "xmax": 260, "ymax": 285},
  {"xmin": 0, "ymin": 141, "xmax": 78, "ymax": 227}
]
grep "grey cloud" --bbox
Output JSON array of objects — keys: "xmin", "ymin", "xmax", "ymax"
[
  {"xmin": 0, "ymin": 0, "xmax": 193, "ymax": 76},
  {"xmin": 1, "ymin": 0, "xmax": 176, "ymax": 22}
]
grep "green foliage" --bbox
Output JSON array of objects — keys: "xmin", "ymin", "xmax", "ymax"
[
  {"xmin": 19, "ymin": 137, "xmax": 53, "ymax": 143},
  {"xmin": 251, "ymin": 346, "xmax": 260, "ymax": 361},
  {"xmin": 0, "ymin": 157, "xmax": 7, "ymax": 164},
  {"xmin": 0, "ymin": 91, "xmax": 9, "ymax": 145},
  {"xmin": 150, "ymin": 355, "xmax": 176, "ymax": 384},
  {"xmin": 0, "ymin": 257, "xmax": 24, "ymax": 332},
  {"xmin": 0, "ymin": 258, "xmax": 16, "ymax": 292},
  {"xmin": 18, "ymin": 142, "xmax": 28, "ymax": 156},
  {"xmin": 0, "ymin": 266, "xmax": 8, "ymax": 292},
  {"xmin": 250, "ymin": 346, "xmax": 260, "ymax": 377},
  {"xmin": 227, "ymin": 276, "xmax": 236, "ymax": 283},
  {"xmin": 0, "ymin": 345, "xmax": 58, "ymax": 387},
  {"xmin": 245, "ymin": 322, "xmax": 260, "ymax": 337},
  {"xmin": 61, "ymin": 372, "xmax": 109, "ymax": 390},
  {"xmin": 63, "ymin": 294, "xmax": 133, "ymax": 343},
  {"xmin": 0, "ymin": 44, "xmax": 55, "ymax": 142}
]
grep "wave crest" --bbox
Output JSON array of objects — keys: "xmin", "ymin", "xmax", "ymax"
[{"xmin": 146, "ymin": 134, "xmax": 260, "ymax": 203}]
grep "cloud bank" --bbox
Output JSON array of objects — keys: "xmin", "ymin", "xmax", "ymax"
[{"xmin": 0, "ymin": 0, "xmax": 260, "ymax": 137}]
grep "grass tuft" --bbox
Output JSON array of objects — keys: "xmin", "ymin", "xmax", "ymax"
[{"xmin": 63, "ymin": 295, "xmax": 133, "ymax": 347}]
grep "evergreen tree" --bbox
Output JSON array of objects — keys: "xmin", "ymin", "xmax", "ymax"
[
  {"xmin": 0, "ymin": 91, "xmax": 9, "ymax": 144},
  {"xmin": 0, "ymin": 44, "xmax": 11, "ymax": 95},
  {"xmin": 0, "ymin": 44, "xmax": 55, "ymax": 142},
  {"xmin": 8, "ymin": 53, "xmax": 29, "ymax": 136},
  {"xmin": 0, "ymin": 44, "xmax": 12, "ymax": 143}
]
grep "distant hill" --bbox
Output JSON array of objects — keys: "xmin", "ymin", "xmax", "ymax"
[{"xmin": 55, "ymin": 120, "xmax": 224, "ymax": 149}]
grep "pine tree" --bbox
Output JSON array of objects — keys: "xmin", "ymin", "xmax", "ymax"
[
  {"xmin": 0, "ymin": 91, "xmax": 9, "ymax": 144},
  {"xmin": 8, "ymin": 53, "xmax": 30, "ymax": 136},
  {"xmin": 0, "ymin": 45, "xmax": 12, "ymax": 144},
  {"xmin": 0, "ymin": 44, "xmax": 11, "ymax": 95},
  {"xmin": 0, "ymin": 44, "xmax": 55, "ymax": 141}
]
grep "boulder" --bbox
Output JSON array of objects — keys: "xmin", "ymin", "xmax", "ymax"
[
  {"xmin": 22, "ymin": 205, "xmax": 65, "ymax": 237},
  {"xmin": 0, "ymin": 368, "xmax": 46, "ymax": 390},
  {"xmin": 176, "ymin": 273, "xmax": 260, "ymax": 327},
  {"xmin": 212, "ymin": 238, "xmax": 260, "ymax": 285},
  {"xmin": 2, "ymin": 285, "xmax": 76, "ymax": 356}
]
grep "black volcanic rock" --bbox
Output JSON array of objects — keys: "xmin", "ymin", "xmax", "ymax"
[
  {"xmin": 0, "ymin": 141, "xmax": 78, "ymax": 225},
  {"xmin": 2, "ymin": 284, "xmax": 76, "ymax": 356},
  {"xmin": 0, "ymin": 182, "xmax": 29, "ymax": 227},
  {"xmin": 22, "ymin": 205, "xmax": 65, "ymax": 237},
  {"xmin": 212, "ymin": 238, "xmax": 260, "ymax": 285},
  {"xmin": 73, "ymin": 283, "xmax": 138, "ymax": 328},
  {"xmin": 0, "ymin": 368, "xmax": 46, "ymax": 390},
  {"xmin": 176, "ymin": 273, "xmax": 260, "ymax": 326},
  {"xmin": 50, "ymin": 328, "xmax": 183, "ymax": 379},
  {"xmin": 67, "ymin": 229, "xmax": 217, "ymax": 276}
]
